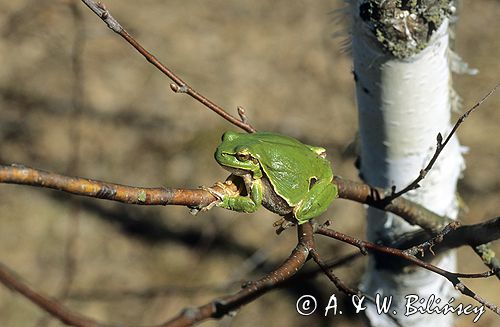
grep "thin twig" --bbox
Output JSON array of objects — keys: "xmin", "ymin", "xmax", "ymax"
[
  {"xmin": 315, "ymin": 224, "xmax": 497, "ymax": 279},
  {"xmin": 79, "ymin": 0, "xmax": 255, "ymax": 133},
  {"xmin": 388, "ymin": 83, "xmax": 499, "ymax": 201},
  {"xmin": 403, "ymin": 221, "xmax": 460, "ymax": 257},
  {"xmin": 309, "ymin": 249, "xmax": 358, "ymax": 295},
  {"xmin": 315, "ymin": 225, "xmax": 500, "ymax": 315},
  {"xmin": 420, "ymin": 217, "xmax": 500, "ymax": 252},
  {"xmin": 309, "ymin": 249, "xmax": 403, "ymax": 327}
]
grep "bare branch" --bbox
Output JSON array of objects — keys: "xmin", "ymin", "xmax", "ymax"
[
  {"xmin": 315, "ymin": 224, "xmax": 497, "ymax": 280},
  {"xmin": 0, "ymin": 164, "xmax": 218, "ymax": 208},
  {"xmin": 309, "ymin": 248, "xmax": 403, "ymax": 327},
  {"xmin": 427, "ymin": 217, "xmax": 500, "ymax": 279},
  {"xmin": 315, "ymin": 225, "xmax": 500, "ymax": 315},
  {"xmin": 432, "ymin": 217, "xmax": 500, "ymax": 250},
  {"xmin": 0, "ymin": 164, "xmax": 453, "ymax": 232},
  {"xmin": 3, "ymin": 164, "xmax": 497, "ymax": 277},
  {"xmin": 2, "ymin": 164, "xmax": 443, "ymax": 229},
  {"xmin": 334, "ymin": 176, "xmax": 500, "ymax": 278},
  {"xmin": 161, "ymin": 222, "xmax": 314, "ymax": 327},
  {"xmin": 388, "ymin": 83, "xmax": 499, "ymax": 201},
  {"xmin": 309, "ymin": 249, "xmax": 358, "ymax": 296},
  {"xmin": 334, "ymin": 176, "xmax": 450, "ymax": 233},
  {"xmin": 474, "ymin": 243, "xmax": 500, "ymax": 279},
  {"xmin": 403, "ymin": 221, "xmax": 461, "ymax": 257},
  {"xmin": 79, "ymin": 0, "xmax": 255, "ymax": 133}
]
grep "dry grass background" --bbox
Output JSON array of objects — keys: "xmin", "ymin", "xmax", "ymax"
[{"xmin": 0, "ymin": 0, "xmax": 499, "ymax": 326}]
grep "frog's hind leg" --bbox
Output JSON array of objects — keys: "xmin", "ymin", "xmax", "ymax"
[{"xmin": 294, "ymin": 181, "xmax": 337, "ymax": 224}]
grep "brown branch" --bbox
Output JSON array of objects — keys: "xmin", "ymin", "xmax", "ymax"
[
  {"xmin": 309, "ymin": 249, "xmax": 404, "ymax": 326},
  {"xmin": 292, "ymin": 251, "xmax": 362, "ymax": 282},
  {"xmin": 429, "ymin": 217, "xmax": 500, "ymax": 250},
  {"xmin": 0, "ymin": 263, "xmax": 104, "ymax": 327},
  {"xmin": 334, "ymin": 176, "xmax": 450, "ymax": 233},
  {"xmin": 388, "ymin": 83, "xmax": 499, "ymax": 201},
  {"xmin": 6, "ymin": 163, "xmax": 494, "ymax": 247},
  {"xmin": 0, "ymin": 164, "xmax": 218, "ymax": 208},
  {"xmin": 402, "ymin": 221, "xmax": 461, "ymax": 257},
  {"xmin": 309, "ymin": 249, "xmax": 358, "ymax": 296},
  {"xmin": 426, "ymin": 217, "xmax": 500, "ymax": 279},
  {"xmin": 161, "ymin": 222, "xmax": 314, "ymax": 327},
  {"xmin": 0, "ymin": 164, "xmax": 449, "ymax": 232},
  {"xmin": 315, "ymin": 224, "xmax": 497, "ymax": 280},
  {"xmin": 79, "ymin": 0, "xmax": 255, "ymax": 133},
  {"xmin": 334, "ymin": 176, "xmax": 500, "ymax": 278},
  {"xmin": 2, "ymin": 163, "xmax": 498, "ymax": 275},
  {"xmin": 310, "ymin": 251, "xmax": 357, "ymax": 291},
  {"xmin": 315, "ymin": 225, "xmax": 500, "ymax": 315},
  {"xmin": 474, "ymin": 243, "xmax": 500, "ymax": 279}
]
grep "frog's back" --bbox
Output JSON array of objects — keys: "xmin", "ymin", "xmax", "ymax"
[
  {"xmin": 251, "ymin": 131, "xmax": 307, "ymax": 146},
  {"xmin": 251, "ymin": 132, "xmax": 333, "ymax": 206}
]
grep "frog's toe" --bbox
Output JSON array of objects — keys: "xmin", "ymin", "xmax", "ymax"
[
  {"xmin": 201, "ymin": 200, "xmax": 220, "ymax": 212},
  {"xmin": 201, "ymin": 185, "xmax": 225, "ymax": 200},
  {"xmin": 273, "ymin": 217, "xmax": 296, "ymax": 235}
]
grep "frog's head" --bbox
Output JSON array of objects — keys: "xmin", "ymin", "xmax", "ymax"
[{"xmin": 215, "ymin": 131, "xmax": 263, "ymax": 179}]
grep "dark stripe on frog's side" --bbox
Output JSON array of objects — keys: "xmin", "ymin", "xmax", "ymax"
[{"xmin": 260, "ymin": 175, "xmax": 293, "ymax": 216}]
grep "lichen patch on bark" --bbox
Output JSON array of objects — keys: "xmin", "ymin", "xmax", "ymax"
[{"xmin": 358, "ymin": 0, "xmax": 456, "ymax": 58}]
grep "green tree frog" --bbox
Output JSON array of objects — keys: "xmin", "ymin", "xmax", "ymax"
[{"xmin": 209, "ymin": 131, "xmax": 338, "ymax": 225}]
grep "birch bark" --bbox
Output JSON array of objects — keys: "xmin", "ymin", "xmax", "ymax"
[{"xmin": 351, "ymin": 1, "xmax": 464, "ymax": 326}]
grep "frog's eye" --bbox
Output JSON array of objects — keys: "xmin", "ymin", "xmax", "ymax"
[{"xmin": 236, "ymin": 152, "xmax": 251, "ymax": 161}]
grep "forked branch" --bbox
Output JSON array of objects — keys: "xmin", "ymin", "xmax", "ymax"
[
  {"xmin": 315, "ymin": 224, "xmax": 500, "ymax": 315},
  {"xmin": 334, "ymin": 176, "xmax": 500, "ymax": 277}
]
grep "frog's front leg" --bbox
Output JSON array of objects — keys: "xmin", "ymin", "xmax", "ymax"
[
  {"xmin": 294, "ymin": 180, "xmax": 337, "ymax": 224},
  {"xmin": 217, "ymin": 175, "xmax": 263, "ymax": 213}
]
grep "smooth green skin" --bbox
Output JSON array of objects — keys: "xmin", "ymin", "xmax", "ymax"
[{"xmin": 214, "ymin": 131, "xmax": 338, "ymax": 224}]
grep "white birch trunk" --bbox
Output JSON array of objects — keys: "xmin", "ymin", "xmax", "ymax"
[{"xmin": 351, "ymin": 1, "xmax": 464, "ymax": 326}]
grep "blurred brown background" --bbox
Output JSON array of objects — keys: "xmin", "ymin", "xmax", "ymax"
[{"xmin": 0, "ymin": 0, "xmax": 498, "ymax": 326}]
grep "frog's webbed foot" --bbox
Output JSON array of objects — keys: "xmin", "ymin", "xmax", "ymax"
[
  {"xmin": 190, "ymin": 179, "xmax": 241, "ymax": 215},
  {"xmin": 273, "ymin": 217, "xmax": 296, "ymax": 235}
]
